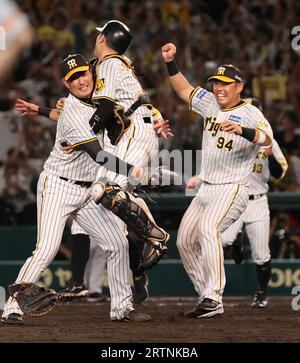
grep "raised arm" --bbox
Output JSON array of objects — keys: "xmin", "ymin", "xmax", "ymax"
[{"xmin": 161, "ymin": 43, "xmax": 195, "ymax": 104}]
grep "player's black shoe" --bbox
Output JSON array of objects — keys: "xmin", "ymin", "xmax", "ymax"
[
  {"xmin": 86, "ymin": 292, "xmax": 108, "ymax": 303},
  {"xmin": 1, "ymin": 313, "xmax": 23, "ymax": 325},
  {"xmin": 184, "ymin": 298, "xmax": 224, "ymax": 318},
  {"xmin": 232, "ymin": 232, "xmax": 244, "ymax": 264},
  {"xmin": 58, "ymin": 283, "xmax": 89, "ymax": 299},
  {"xmin": 112, "ymin": 310, "xmax": 152, "ymax": 322},
  {"xmin": 251, "ymin": 289, "xmax": 268, "ymax": 308},
  {"xmin": 132, "ymin": 272, "xmax": 149, "ymax": 305}
]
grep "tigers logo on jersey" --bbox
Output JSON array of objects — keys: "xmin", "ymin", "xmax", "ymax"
[{"xmin": 95, "ymin": 78, "xmax": 105, "ymax": 93}]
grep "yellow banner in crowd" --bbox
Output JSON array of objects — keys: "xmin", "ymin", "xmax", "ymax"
[{"xmin": 252, "ymin": 74, "xmax": 287, "ymax": 101}]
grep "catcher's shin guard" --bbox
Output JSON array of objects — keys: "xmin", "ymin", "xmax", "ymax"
[{"xmin": 91, "ymin": 179, "xmax": 169, "ymax": 251}]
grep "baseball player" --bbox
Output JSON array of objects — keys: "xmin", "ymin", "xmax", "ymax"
[
  {"xmin": 221, "ymin": 99, "xmax": 288, "ymax": 308},
  {"xmin": 16, "ymin": 98, "xmax": 172, "ymax": 305},
  {"xmin": 79, "ymin": 20, "xmax": 171, "ymax": 301},
  {"xmin": 89, "ymin": 20, "xmax": 161, "ymax": 189},
  {"xmin": 1, "ymin": 55, "xmax": 153, "ymax": 325},
  {"xmin": 186, "ymin": 98, "xmax": 288, "ymax": 308},
  {"xmin": 14, "ymin": 62, "xmax": 173, "ymax": 305},
  {"xmin": 161, "ymin": 42, "xmax": 273, "ymax": 318},
  {"xmin": 57, "ymin": 22, "xmax": 170, "ymax": 267}
]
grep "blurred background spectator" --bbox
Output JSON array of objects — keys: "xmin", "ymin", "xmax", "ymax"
[{"xmin": 1, "ymin": 0, "xmax": 300, "ymax": 259}]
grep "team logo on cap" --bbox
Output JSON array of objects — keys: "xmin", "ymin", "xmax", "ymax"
[
  {"xmin": 67, "ymin": 59, "xmax": 78, "ymax": 69},
  {"xmin": 217, "ymin": 66, "xmax": 225, "ymax": 75}
]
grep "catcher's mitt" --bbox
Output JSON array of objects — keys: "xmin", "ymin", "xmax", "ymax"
[
  {"xmin": 138, "ymin": 241, "xmax": 168, "ymax": 271},
  {"xmin": 8, "ymin": 283, "xmax": 58, "ymax": 317}
]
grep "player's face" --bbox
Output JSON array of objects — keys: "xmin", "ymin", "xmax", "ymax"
[
  {"xmin": 213, "ymin": 81, "xmax": 244, "ymax": 109},
  {"xmin": 64, "ymin": 70, "xmax": 94, "ymax": 98}
]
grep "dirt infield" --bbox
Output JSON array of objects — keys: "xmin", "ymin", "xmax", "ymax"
[{"xmin": 0, "ymin": 297, "xmax": 299, "ymax": 343}]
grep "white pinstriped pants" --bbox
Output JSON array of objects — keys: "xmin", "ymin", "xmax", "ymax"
[
  {"xmin": 2, "ymin": 170, "xmax": 133, "ymax": 320},
  {"xmin": 177, "ymin": 182, "xmax": 249, "ymax": 304},
  {"xmin": 221, "ymin": 195, "xmax": 271, "ymax": 264}
]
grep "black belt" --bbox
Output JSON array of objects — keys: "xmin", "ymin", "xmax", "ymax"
[
  {"xmin": 59, "ymin": 176, "xmax": 92, "ymax": 188},
  {"xmin": 249, "ymin": 193, "xmax": 265, "ymax": 200}
]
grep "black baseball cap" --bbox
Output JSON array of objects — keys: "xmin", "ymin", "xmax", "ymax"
[
  {"xmin": 61, "ymin": 54, "xmax": 90, "ymax": 80},
  {"xmin": 208, "ymin": 64, "xmax": 243, "ymax": 83}
]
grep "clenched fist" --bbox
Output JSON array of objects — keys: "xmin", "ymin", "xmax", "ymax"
[{"xmin": 161, "ymin": 43, "xmax": 177, "ymax": 62}]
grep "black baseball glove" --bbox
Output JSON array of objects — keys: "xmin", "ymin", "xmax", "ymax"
[{"xmin": 8, "ymin": 283, "xmax": 58, "ymax": 317}]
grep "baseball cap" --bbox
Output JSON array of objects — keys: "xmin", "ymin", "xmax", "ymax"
[
  {"xmin": 61, "ymin": 54, "xmax": 90, "ymax": 80},
  {"xmin": 208, "ymin": 64, "xmax": 243, "ymax": 83}
]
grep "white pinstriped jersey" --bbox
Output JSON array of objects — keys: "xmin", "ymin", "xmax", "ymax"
[
  {"xmin": 44, "ymin": 93, "xmax": 100, "ymax": 181},
  {"xmin": 190, "ymin": 87, "xmax": 273, "ymax": 185},
  {"xmin": 92, "ymin": 55, "xmax": 152, "ymax": 132},
  {"xmin": 250, "ymin": 139, "xmax": 288, "ymax": 195}
]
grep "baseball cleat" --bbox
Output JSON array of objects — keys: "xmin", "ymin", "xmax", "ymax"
[
  {"xmin": 113, "ymin": 310, "xmax": 152, "ymax": 322},
  {"xmin": 1, "ymin": 313, "xmax": 23, "ymax": 325},
  {"xmin": 251, "ymin": 289, "xmax": 268, "ymax": 308},
  {"xmin": 86, "ymin": 292, "xmax": 109, "ymax": 303},
  {"xmin": 58, "ymin": 283, "xmax": 89, "ymax": 299},
  {"xmin": 184, "ymin": 298, "xmax": 224, "ymax": 318}
]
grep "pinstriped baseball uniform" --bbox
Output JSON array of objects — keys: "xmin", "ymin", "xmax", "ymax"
[
  {"xmin": 177, "ymin": 87, "xmax": 273, "ymax": 304},
  {"xmin": 2, "ymin": 93, "xmax": 134, "ymax": 321},
  {"xmin": 222, "ymin": 139, "xmax": 288, "ymax": 264},
  {"xmin": 93, "ymin": 55, "xmax": 158, "ymax": 189}
]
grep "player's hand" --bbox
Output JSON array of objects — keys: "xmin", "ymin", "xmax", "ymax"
[
  {"xmin": 60, "ymin": 141, "xmax": 74, "ymax": 154},
  {"xmin": 15, "ymin": 99, "xmax": 38, "ymax": 117},
  {"xmin": 56, "ymin": 98, "xmax": 66, "ymax": 113},
  {"xmin": 221, "ymin": 120, "xmax": 242, "ymax": 135},
  {"xmin": 186, "ymin": 175, "xmax": 199, "ymax": 189},
  {"xmin": 153, "ymin": 118, "xmax": 174, "ymax": 139},
  {"xmin": 262, "ymin": 144, "xmax": 273, "ymax": 157},
  {"xmin": 161, "ymin": 43, "xmax": 177, "ymax": 62}
]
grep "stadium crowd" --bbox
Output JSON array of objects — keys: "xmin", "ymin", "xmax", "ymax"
[{"xmin": 0, "ymin": 0, "xmax": 300, "ymax": 257}]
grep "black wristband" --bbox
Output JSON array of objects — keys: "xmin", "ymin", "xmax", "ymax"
[
  {"xmin": 269, "ymin": 154, "xmax": 284, "ymax": 179},
  {"xmin": 38, "ymin": 106, "xmax": 51, "ymax": 118},
  {"xmin": 240, "ymin": 127, "xmax": 256, "ymax": 142},
  {"xmin": 166, "ymin": 60, "xmax": 179, "ymax": 76}
]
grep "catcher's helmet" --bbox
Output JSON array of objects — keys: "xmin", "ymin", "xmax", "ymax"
[{"xmin": 96, "ymin": 20, "xmax": 132, "ymax": 54}]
